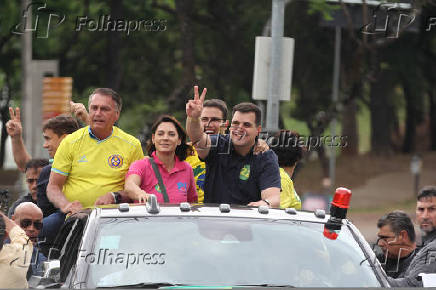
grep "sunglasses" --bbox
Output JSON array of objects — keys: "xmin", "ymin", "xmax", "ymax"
[{"xmin": 20, "ymin": 219, "xmax": 43, "ymax": 230}]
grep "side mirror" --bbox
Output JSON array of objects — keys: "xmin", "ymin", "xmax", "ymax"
[
  {"xmin": 28, "ymin": 260, "xmax": 62, "ymax": 288},
  {"xmin": 43, "ymin": 260, "xmax": 61, "ymax": 280}
]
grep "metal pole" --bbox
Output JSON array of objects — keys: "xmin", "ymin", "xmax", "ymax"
[
  {"xmin": 329, "ymin": 26, "xmax": 341, "ymax": 192},
  {"xmin": 266, "ymin": 0, "xmax": 284, "ymax": 131},
  {"xmin": 22, "ymin": 0, "xmax": 33, "ymax": 154}
]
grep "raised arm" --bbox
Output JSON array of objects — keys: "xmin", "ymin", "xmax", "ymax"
[
  {"xmin": 70, "ymin": 101, "xmax": 90, "ymax": 125},
  {"xmin": 47, "ymin": 171, "xmax": 82, "ymax": 214},
  {"xmin": 186, "ymin": 86, "xmax": 211, "ymax": 160},
  {"xmin": 6, "ymin": 107, "xmax": 31, "ymax": 172}
]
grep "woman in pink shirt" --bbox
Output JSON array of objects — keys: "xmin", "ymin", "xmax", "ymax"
[{"xmin": 124, "ymin": 115, "xmax": 197, "ymax": 203}]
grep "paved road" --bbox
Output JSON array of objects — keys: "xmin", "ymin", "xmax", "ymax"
[{"xmin": 347, "ymin": 170, "xmax": 436, "ymax": 243}]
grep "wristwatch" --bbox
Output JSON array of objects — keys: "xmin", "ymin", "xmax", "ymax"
[
  {"xmin": 111, "ymin": 191, "xmax": 122, "ymax": 204},
  {"xmin": 262, "ymin": 199, "xmax": 271, "ymax": 207}
]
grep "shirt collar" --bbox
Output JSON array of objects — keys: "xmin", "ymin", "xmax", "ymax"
[
  {"xmin": 151, "ymin": 151, "xmax": 184, "ymax": 174},
  {"xmin": 88, "ymin": 126, "xmax": 113, "ymax": 143}
]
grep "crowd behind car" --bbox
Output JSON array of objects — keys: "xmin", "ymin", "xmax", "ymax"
[{"xmin": 0, "ymin": 86, "xmax": 434, "ymax": 288}]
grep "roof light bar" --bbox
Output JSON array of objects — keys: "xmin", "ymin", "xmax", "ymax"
[
  {"xmin": 146, "ymin": 194, "xmax": 160, "ymax": 214},
  {"xmin": 219, "ymin": 204, "xmax": 231, "ymax": 213},
  {"xmin": 258, "ymin": 205, "xmax": 269, "ymax": 214},
  {"xmin": 118, "ymin": 203, "xmax": 129, "ymax": 212},
  {"xmin": 285, "ymin": 208, "xmax": 297, "ymax": 215},
  {"xmin": 180, "ymin": 202, "xmax": 191, "ymax": 212}
]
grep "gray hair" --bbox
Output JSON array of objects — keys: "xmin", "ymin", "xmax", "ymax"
[
  {"xmin": 88, "ymin": 88, "xmax": 122, "ymax": 112},
  {"xmin": 377, "ymin": 210, "xmax": 416, "ymax": 243}
]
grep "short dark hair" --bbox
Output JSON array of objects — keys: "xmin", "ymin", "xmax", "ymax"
[
  {"xmin": 146, "ymin": 115, "xmax": 193, "ymax": 161},
  {"xmin": 25, "ymin": 159, "xmax": 49, "ymax": 173},
  {"xmin": 377, "ymin": 211, "xmax": 416, "ymax": 243},
  {"xmin": 204, "ymin": 99, "xmax": 228, "ymax": 120},
  {"xmin": 232, "ymin": 102, "xmax": 261, "ymax": 126},
  {"xmin": 43, "ymin": 115, "xmax": 80, "ymax": 137},
  {"xmin": 89, "ymin": 88, "xmax": 122, "ymax": 112},
  {"xmin": 269, "ymin": 131, "xmax": 303, "ymax": 167},
  {"xmin": 417, "ymin": 186, "xmax": 436, "ymax": 201}
]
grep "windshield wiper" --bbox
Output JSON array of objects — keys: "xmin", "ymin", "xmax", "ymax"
[
  {"xmin": 98, "ymin": 282, "xmax": 179, "ymax": 288},
  {"xmin": 235, "ymin": 284, "xmax": 295, "ymax": 287},
  {"xmin": 99, "ymin": 282, "xmax": 295, "ymax": 288}
]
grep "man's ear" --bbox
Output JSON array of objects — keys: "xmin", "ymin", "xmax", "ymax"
[
  {"xmin": 256, "ymin": 126, "xmax": 262, "ymax": 135},
  {"xmin": 60, "ymin": 134, "xmax": 68, "ymax": 141},
  {"xmin": 398, "ymin": 230, "xmax": 408, "ymax": 242}
]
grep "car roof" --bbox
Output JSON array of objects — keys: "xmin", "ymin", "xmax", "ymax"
[{"xmin": 94, "ymin": 203, "xmax": 332, "ymax": 224}]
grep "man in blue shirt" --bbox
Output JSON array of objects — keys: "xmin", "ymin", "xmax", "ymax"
[{"xmin": 186, "ymin": 86, "xmax": 281, "ymax": 207}]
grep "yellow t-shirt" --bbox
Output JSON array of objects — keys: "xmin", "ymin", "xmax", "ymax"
[
  {"xmin": 280, "ymin": 168, "xmax": 301, "ymax": 209},
  {"xmin": 185, "ymin": 148, "xmax": 205, "ymax": 203},
  {"xmin": 52, "ymin": 126, "xmax": 144, "ymax": 208}
]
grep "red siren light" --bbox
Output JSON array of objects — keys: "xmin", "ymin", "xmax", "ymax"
[
  {"xmin": 323, "ymin": 227, "xmax": 339, "ymax": 240},
  {"xmin": 323, "ymin": 187, "xmax": 352, "ymax": 240},
  {"xmin": 331, "ymin": 187, "xmax": 352, "ymax": 209}
]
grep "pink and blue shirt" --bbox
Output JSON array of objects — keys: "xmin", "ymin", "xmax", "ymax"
[{"xmin": 126, "ymin": 152, "xmax": 197, "ymax": 203}]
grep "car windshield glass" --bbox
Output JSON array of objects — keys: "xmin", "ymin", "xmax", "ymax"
[{"xmin": 82, "ymin": 217, "xmax": 381, "ymax": 288}]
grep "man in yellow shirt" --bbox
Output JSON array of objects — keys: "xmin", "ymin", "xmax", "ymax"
[
  {"xmin": 270, "ymin": 131, "xmax": 302, "ymax": 209},
  {"xmin": 47, "ymin": 88, "xmax": 144, "ymax": 214}
]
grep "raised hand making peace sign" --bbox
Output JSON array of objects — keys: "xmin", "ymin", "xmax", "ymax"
[
  {"xmin": 6, "ymin": 107, "xmax": 22, "ymax": 139},
  {"xmin": 186, "ymin": 85, "xmax": 207, "ymax": 119}
]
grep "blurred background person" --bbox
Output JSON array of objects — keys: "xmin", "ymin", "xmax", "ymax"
[
  {"xmin": 8, "ymin": 159, "xmax": 49, "ymax": 217},
  {"xmin": 269, "ymin": 130, "xmax": 303, "ymax": 209}
]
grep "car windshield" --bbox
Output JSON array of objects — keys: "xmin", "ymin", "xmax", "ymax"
[{"xmin": 81, "ymin": 216, "xmax": 381, "ymax": 288}]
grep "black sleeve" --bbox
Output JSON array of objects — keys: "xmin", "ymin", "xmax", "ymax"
[
  {"xmin": 201, "ymin": 134, "xmax": 230, "ymax": 163},
  {"xmin": 37, "ymin": 165, "xmax": 58, "ymax": 217},
  {"xmin": 258, "ymin": 150, "xmax": 281, "ymax": 191}
]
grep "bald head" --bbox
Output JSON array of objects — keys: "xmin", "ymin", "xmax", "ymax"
[
  {"xmin": 12, "ymin": 202, "xmax": 43, "ymax": 244},
  {"xmin": 14, "ymin": 202, "xmax": 43, "ymax": 218}
]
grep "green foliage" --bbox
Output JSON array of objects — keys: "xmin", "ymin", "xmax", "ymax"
[
  {"xmin": 307, "ymin": 0, "xmax": 340, "ymax": 21},
  {"xmin": 118, "ymin": 100, "xmax": 168, "ymax": 137}
]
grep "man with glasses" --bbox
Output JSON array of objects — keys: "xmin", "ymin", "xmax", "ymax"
[
  {"xmin": 186, "ymin": 86, "xmax": 281, "ymax": 207},
  {"xmin": 375, "ymin": 211, "xmax": 416, "ymax": 278},
  {"xmin": 11, "ymin": 202, "xmax": 46, "ymax": 279},
  {"xmin": 8, "ymin": 159, "xmax": 49, "ymax": 218},
  {"xmin": 389, "ymin": 186, "xmax": 436, "ymax": 287},
  {"xmin": 186, "ymin": 99, "xmax": 229, "ymax": 203}
]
